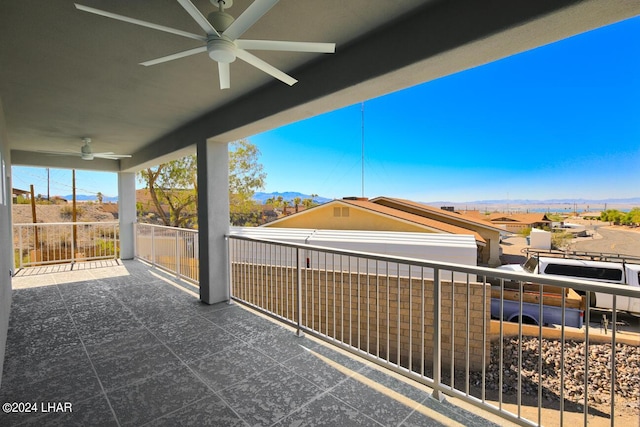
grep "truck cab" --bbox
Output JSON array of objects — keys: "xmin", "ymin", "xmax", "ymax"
[{"xmin": 517, "ymin": 256, "xmax": 640, "ymax": 314}]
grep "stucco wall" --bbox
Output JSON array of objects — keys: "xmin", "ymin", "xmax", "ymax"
[
  {"xmin": 266, "ymin": 203, "xmax": 432, "ymax": 233},
  {"xmin": 0, "ymin": 98, "xmax": 13, "ymax": 388}
]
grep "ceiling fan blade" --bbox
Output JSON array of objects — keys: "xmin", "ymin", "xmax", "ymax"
[
  {"xmin": 223, "ymin": 0, "xmax": 279, "ymax": 41},
  {"xmin": 37, "ymin": 150, "xmax": 79, "ymax": 156},
  {"xmin": 140, "ymin": 46, "xmax": 207, "ymax": 66},
  {"xmin": 235, "ymin": 49, "xmax": 297, "ymax": 86},
  {"xmin": 218, "ymin": 62, "xmax": 230, "ymax": 90},
  {"xmin": 236, "ymin": 40, "xmax": 335, "ymax": 53},
  {"xmin": 74, "ymin": 4, "xmax": 206, "ymax": 42},
  {"xmin": 94, "ymin": 153, "xmax": 132, "ymax": 159},
  {"xmin": 176, "ymin": 0, "xmax": 221, "ymax": 37}
]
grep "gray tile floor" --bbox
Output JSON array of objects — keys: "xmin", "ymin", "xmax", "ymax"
[{"xmin": 1, "ymin": 261, "xmax": 503, "ymax": 426}]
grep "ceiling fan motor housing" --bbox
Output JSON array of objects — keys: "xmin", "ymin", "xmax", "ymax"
[
  {"xmin": 81, "ymin": 138, "xmax": 94, "ymax": 160},
  {"xmin": 208, "ymin": 10, "xmax": 234, "ymax": 32}
]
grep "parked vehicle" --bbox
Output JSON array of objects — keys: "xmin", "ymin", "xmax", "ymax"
[
  {"xmin": 490, "ymin": 282, "xmax": 585, "ymax": 328},
  {"xmin": 498, "ymin": 251, "xmax": 640, "ymax": 315}
]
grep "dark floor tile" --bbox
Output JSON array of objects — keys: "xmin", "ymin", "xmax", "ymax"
[
  {"xmin": 163, "ymin": 326, "xmax": 242, "ymax": 363},
  {"xmin": 245, "ymin": 326, "xmax": 317, "ymax": 362},
  {"xmin": 404, "ymin": 396, "xmax": 502, "ymax": 427},
  {"xmin": 11, "ymin": 286, "xmax": 63, "ymax": 305},
  {"xmin": 4, "ymin": 325, "xmax": 83, "ymax": 368},
  {"xmin": 147, "ymin": 395, "xmax": 245, "ymax": 427},
  {"xmin": 2, "ymin": 345, "xmax": 90, "ymax": 386},
  {"xmin": 107, "ymin": 366, "xmax": 213, "ymax": 426},
  {"xmin": 8, "ymin": 301, "xmax": 68, "ymax": 326},
  {"xmin": 62, "ymin": 294, "xmax": 123, "ymax": 315},
  {"xmin": 92, "ymin": 342, "xmax": 182, "ymax": 391},
  {"xmin": 0, "ymin": 360, "xmax": 102, "ymax": 405},
  {"xmin": 330, "ymin": 366, "xmax": 429, "ymax": 427},
  {"xmin": 145, "ymin": 313, "xmax": 217, "ymax": 343},
  {"xmin": 274, "ymin": 393, "xmax": 381, "ymax": 427},
  {"xmin": 189, "ymin": 342, "xmax": 276, "ymax": 391},
  {"xmin": 282, "ymin": 345, "xmax": 366, "ymax": 390},
  {"xmin": 221, "ymin": 364, "xmax": 323, "ymax": 426},
  {"xmin": 72, "ymin": 308, "xmax": 143, "ymax": 346},
  {"xmin": 197, "ymin": 304, "xmax": 261, "ymax": 326},
  {"xmin": 83, "ymin": 327, "xmax": 160, "ymax": 359},
  {"xmin": 20, "ymin": 394, "xmax": 119, "ymax": 427}
]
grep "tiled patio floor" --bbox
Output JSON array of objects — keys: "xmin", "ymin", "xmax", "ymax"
[{"xmin": 1, "ymin": 260, "xmax": 505, "ymax": 426}]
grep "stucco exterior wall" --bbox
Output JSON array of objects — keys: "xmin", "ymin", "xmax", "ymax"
[
  {"xmin": 0, "ymin": 98, "xmax": 13, "ymax": 388},
  {"xmin": 265, "ymin": 202, "xmax": 433, "ymax": 233}
]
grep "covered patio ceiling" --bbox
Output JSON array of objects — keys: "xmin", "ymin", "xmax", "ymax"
[{"xmin": 2, "ymin": 0, "xmax": 638, "ymax": 172}]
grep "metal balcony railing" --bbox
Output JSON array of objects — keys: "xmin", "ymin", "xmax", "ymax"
[
  {"xmin": 134, "ymin": 223, "xmax": 640, "ymax": 426},
  {"xmin": 13, "ymin": 221, "xmax": 119, "ymax": 269},
  {"xmin": 134, "ymin": 223, "xmax": 199, "ymax": 283}
]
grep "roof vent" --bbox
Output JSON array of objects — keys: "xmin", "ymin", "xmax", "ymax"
[{"xmin": 343, "ymin": 197, "xmax": 368, "ymax": 201}]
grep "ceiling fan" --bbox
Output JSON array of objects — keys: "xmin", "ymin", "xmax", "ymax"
[
  {"xmin": 39, "ymin": 138, "xmax": 133, "ymax": 161},
  {"xmin": 74, "ymin": 0, "xmax": 336, "ymax": 89}
]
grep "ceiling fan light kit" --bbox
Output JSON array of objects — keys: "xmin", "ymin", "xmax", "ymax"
[
  {"xmin": 74, "ymin": 0, "xmax": 336, "ymax": 90},
  {"xmin": 208, "ymin": 38, "xmax": 236, "ymax": 63}
]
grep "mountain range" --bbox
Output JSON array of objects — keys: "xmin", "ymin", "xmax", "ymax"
[
  {"xmin": 65, "ymin": 192, "xmax": 639, "ymax": 207},
  {"xmin": 254, "ymin": 193, "xmax": 640, "ymax": 206}
]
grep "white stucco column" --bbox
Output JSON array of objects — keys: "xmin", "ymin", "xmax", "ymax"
[
  {"xmin": 118, "ymin": 172, "xmax": 136, "ymax": 260},
  {"xmin": 197, "ymin": 139, "xmax": 229, "ymax": 304}
]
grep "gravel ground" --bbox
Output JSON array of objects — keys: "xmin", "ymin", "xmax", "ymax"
[{"xmin": 476, "ymin": 337, "xmax": 640, "ymax": 408}]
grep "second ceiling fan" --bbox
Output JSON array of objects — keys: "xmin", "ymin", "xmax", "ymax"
[{"xmin": 75, "ymin": 0, "xmax": 336, "ymax": 89}]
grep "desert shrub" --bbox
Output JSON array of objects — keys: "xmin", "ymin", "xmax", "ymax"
[{"xmin": 551, "ymin": 231, "xmax": 573, "ymax": 250}]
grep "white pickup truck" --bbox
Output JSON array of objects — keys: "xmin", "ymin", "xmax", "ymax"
[{"xmin": 498, "ymin": 255, "xmax": 640, "ymax": 315}]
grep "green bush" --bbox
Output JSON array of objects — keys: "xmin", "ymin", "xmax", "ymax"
[{"xmin": 518, "ymin": 227, "xmax": 532, "ymax": 237}]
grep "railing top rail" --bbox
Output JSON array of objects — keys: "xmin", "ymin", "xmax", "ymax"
[
  {"xmin": 14, "ymin": 221, "xmax": 119, "ymax": 226},
  {"xmin": 135, "ymin": 222, "xmax": 198, "ymax": 233},
  {"xmin": 227, "ymin": 234, "xmax": 640, "ymax": 298}
]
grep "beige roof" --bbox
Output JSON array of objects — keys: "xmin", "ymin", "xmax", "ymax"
[
  {"xmin": 487, "ymin": 212, "xmax": 552, "ymax": 225},
  {"xmin": 370, "ymin": 197, "xmax": 504, "ymax": 232}
]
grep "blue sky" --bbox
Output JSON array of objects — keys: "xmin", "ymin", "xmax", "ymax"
[{"xmin": 13, "ymin": 15, "xmax": 640, "ymax": 202}]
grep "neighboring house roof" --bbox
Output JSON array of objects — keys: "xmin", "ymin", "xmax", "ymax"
[
  {"xmin": 12, "ymin": 188, "xmax": 29, "ymax": 196},
  {"xmin": 487, "ymin": 213, "xmax": 552, "ymax": 225},
  {"xmin": 370, "ymin": 197, "xmax": 505, "ymax": 233},
  {"xmin": 265, "ymin": 198, "xmax": 486, "ymax": 245}
]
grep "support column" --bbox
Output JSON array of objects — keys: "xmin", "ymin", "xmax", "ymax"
[
  {"xmin": 118, "ymin": 172, "xmax": 136, "ymax": 260},
  {"xmin": 197, "ymin": 139, "xmax": 229, "ymax": 304}
]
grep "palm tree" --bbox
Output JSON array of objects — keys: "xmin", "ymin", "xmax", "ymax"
[
  {"xmin": 282, "ymin": 200, "xmax": 289, "ymax": 215},
  {"xmin": 293, "ymin": 196, "xmax": 302, "ymax": 213},
  {"xmin": 96, "ymin": 192, "xmax": 103, "ymax": 204}
]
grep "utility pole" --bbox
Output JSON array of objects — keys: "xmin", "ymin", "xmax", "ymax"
[
  {"xmin": 72, "ymin": 169, "xmax": 77, "ymax": 253},
  {"xmin": 47, "ymin": 168, "xmax": 50, "ymax": 201},
  {"xmin": 29, "ymin": 184, "xmax": 38, "ymax": 248},
  {"xmin": 361, "ymin": 101, "xmax": 365, "ymax": 198}
]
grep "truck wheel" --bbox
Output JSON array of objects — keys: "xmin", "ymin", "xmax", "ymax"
[{"xmin": 510, "ymin": 315, "xmax": 538, "ymax": 325}]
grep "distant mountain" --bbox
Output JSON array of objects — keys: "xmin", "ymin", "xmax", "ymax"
[
  {"xmin": 63, "ymin": 194, "xmax": 118, "ymax": 203},
  {"xmin": 253, "ymin": 192, "xmax": 331, "ymax": 204},
  {"xmin": 424, "ymin": 197, "xmax": 640, "ymax": 205}
]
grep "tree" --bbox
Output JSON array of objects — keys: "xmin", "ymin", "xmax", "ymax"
[
  {"xmin": 229, "ymin": 139, "xmax": 267, "ymax": 225},
  {"xmin": 138, "ymin": 139, "xmax": 265, "ymax": 228},
  {"xmin": 293, "ymin": 196, "xmax": 302, "ymax": 213},
  {"xmin": 625, "ymin": 207, "xmax": 640, "ymax": 226},
  {"xmin": 600, "ymin": 209, "xmax": 624, "ymax": 225},
  {"xmin": 139, "ymin": 155, "xmax": 198, "ymax": 228},
  {"xmin": 96, "ymin": 192, "xmax": 103, "ymax": 204}
]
